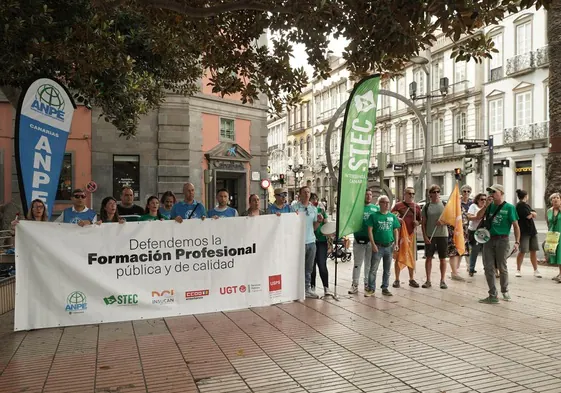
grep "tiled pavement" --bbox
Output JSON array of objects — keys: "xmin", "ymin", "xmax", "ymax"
[{"xmin": 1, "ymin": 256, "xmax": 561, "ymax": 393}]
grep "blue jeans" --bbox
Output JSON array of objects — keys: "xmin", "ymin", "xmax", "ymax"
[
  {"xmin": 305, "ymin": 242, "xmax": 317, "ymax": 289},
  {"xmin": 368, "ymin": 245, "xmax": 393, "ymax": 290},
  {"xmin": 469, "ymin": 242, "xmax": 482, "ymax": 273}
]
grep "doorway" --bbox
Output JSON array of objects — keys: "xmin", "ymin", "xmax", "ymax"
[
  {"xmin": 215, "ymin": 178, "xmax": 239, "ymax": 210},
  {"xmin": 213, "ymin": 170, "xmax": 247, "ymax": 212}
]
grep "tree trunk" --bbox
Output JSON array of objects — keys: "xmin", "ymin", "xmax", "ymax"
[{"xmin": 545, "ymin": 0, "xmax": 561, "ymax": 206}]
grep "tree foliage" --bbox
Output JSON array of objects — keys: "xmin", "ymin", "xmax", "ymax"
[{"xmin": 0, "ymin": 0, "xmax": 552, "ymax": 137}]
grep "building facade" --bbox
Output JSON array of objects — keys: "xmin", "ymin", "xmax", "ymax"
[{"xmin": 267, "ymin": 6, "xmax": 548, "ymax": 212}]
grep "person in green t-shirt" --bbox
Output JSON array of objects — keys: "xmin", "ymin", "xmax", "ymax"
[
  {"xmin": 365, "ymin": 195, "xmax": 400, "ymax": 297},
  {"xmin": 140, "ymin": 196, "xmax": 168, "ymax": 221},
  {"xmin": 348, "ymin": 190, "xmax": 380, "ymax": 294},
  {"xmin": 475, "ymin": 184, "xmax": 520, "ymax": 304}
]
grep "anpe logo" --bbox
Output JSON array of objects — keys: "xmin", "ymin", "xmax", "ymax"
[
  {"xmin": 103, "ymin": 294, "xmax": 139, "ymax": 306},
  {"xmin": 65, "ymin": 291, "xmax": 87, "ymax": 314},
  {"xmin": 269, "ymin": 275, "xmax": 282, "ymax": 292},
  {"xmin": 31, "ymin": 84, "xmax": 66, "ymax": 121},
  {"xmin": 219, "ymin": 286, "xmax": 247, "ymax": 295},
  {"xmin": 185, "ymin": 290, "xmax": 209, "ymax": 300},
  {"xmin": 151, "ymin": 290, "xmax": 175, "ymax": 305}
]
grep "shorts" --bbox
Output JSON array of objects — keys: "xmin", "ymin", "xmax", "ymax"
[
  {"xmin": 425, "ymin": 237, "xmax": 448, "ymax": 259},
  {"xmin": 520, "ymin": 235, "xmax": 539, "ymax": 253}
]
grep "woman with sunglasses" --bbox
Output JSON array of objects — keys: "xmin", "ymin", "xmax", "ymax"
[
  {"xmin": 55, "ymin": 188, "xmax": 97, "ymax": 226},
  {"xmin": 466, "ymin": 193, "xmax": 487, "ymax": 276}
]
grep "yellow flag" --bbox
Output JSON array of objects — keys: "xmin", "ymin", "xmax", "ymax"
[
  {"xmin": 396, "ymin": 224, "xmax": 415, "ymax": 270},
  {"xmin": 440, "ymin": 183, "xmax": 465, "ymax": 255}
]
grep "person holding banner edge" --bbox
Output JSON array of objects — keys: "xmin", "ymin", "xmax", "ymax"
[
  {"xmin": 474, "ymin": 184, "xmax": 520, "ymax": 304},
  {"xmin": 293, "ymin": 186, "xmax": 323, "ymax": 299},
  {"xmin": 55, "ymin": 188, "xmax": 97, "ymax": 226}
]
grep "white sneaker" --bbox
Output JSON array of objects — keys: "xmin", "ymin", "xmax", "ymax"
[
  {"xmin": 348, "ymin": 284, "xmax": 358, "ymax": 294},
  {"xmin": 534, "ymin": 270, "xmax": 542, "ymax": 278},
  {"xmin": 305, "ymin": 288, "xmax": 319, "ymax": 299},
  {"xmin": 324, "ymin": 287, "xmax": 334, "ymax": 297},
  {"xmin": 515, "ymin": 270, "xmax": 522, "ymax": 277}
]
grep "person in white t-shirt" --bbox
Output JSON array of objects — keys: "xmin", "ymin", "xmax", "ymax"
[{"xmin": 466, "ymin": 193, "xmax": 487, "ymax": 277}]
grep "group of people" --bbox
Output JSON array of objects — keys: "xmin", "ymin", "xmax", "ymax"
[
  {"xmin": 13, "ymin": 180, "xmax": 561, "ymax": 305},
  {"xmin": 346, "ymin": 183, "xmax": 561, "ymax": 304}
]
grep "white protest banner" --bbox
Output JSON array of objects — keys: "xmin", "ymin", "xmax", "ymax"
[{"xmin": 14, "ymin": 214, "xmax": 305, "ymax": 331}]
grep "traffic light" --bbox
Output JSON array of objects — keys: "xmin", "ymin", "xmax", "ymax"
[
  {"xmin": 279, "ymin": 174, "xmax": 285, "ymax": 185},
  {"xmin": 463, "ymin": 157, "xmax": 474, "ymax": 174},
  {"xmin": 454, "ymin": 168, "xmax": 462, "ymax": 181}
]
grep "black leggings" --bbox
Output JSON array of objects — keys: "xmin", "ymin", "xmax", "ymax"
[{"xmin": 311, "ymin": 241, "xmax": 329, "ymax": 288}]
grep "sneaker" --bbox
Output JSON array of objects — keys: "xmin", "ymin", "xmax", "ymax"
[
  {"xmin": 348, "ymin": 284, "xmax": 358, "ymax": 294},
  {"xmin": 502, "ymin": 292, "xmax": 512, "ymax": 302},
  {"xmin": 392, "ymin": 280, "xmax": 400, "ymax": 288},
  {"xmin": 479, "ymin": 296, "xmax": 499, "ymax": 304},
  {"xmin": 553, "ymin": 275, "xmax": 561, "ymax": 282},
  {"xmin": 382, "ymin": 288, "xmax": 393, "ymax": 296},
  {"xmin": 409, "ymin": 279, "xmax": 420, "ymax": 288},
  {"xmin": 534, "ymin": 270, "xmax": 542, "ymax": 278},
  {"xmin": 440, "ymin": 281, "xmax": 448, "ymax": 289},
  {"xmin": 451, "ymin": 274, "xmax": 465, "ymax": 282},
  {"xmin": 324, "ymin": 287, "xmax": 334, "ymax": 297},
  {"xmin": 364, "ymin": 289, "xmax": 375, "ymax": 297},
  {"xmin": 364, "ymin": 284, "xmax": 369, "ymax": 292},
  {"xmin": 422, "ymin": 281, "xmax": 432, "ymax": 289},
  {"xmin": 469, "ymin": 272, "xmax": 474, "ymax": 277},
  {"xmin": 515, "ymin": 270, "xmax": 522, "ymax": 277},
  {"xmin": 305, "ymin": 288, "xmax": 319, "ymax": 299}
]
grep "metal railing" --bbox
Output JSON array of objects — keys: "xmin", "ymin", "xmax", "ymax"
[
  {"xmin": 0, "ymin": 229, "xmax": 15, "ymax": 315},
  {"xmin": 506, "ymin": 52, "xmax": 535, "ymax": 76},
  {"xmin": 535, "ymin": 46, "xmax": 549, "ymax": 67},
  {"xmin": 503, "ymin": 121, "xmax": 549, "ymax": 145}
]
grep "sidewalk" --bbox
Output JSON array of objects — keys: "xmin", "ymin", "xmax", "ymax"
[{"xmin": 1, "ymin": 257, "xmax": 561, "ymax": 393}]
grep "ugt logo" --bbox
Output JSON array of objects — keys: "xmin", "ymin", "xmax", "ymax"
[
  {"xmin": 219, "ymin": 285, "xmax": 247, "ymax": 295},
  {"xmin": 31, "ymin": 84, "xmax": 65, "ymax": 121}
]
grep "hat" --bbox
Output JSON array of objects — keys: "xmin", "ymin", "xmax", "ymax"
[
  {"xmin": 486, "ymin": 184, "xmax": 505, "ymax": 194},
  {"xmin": 274, "ymin": 188, "xmax": 287, "ymax": 195}
]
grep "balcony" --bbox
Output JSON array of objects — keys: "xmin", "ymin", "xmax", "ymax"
[
  {"xmin": 535, "ymin": 46, "xmax": 549, "ymax": 68},
  {"xmin": 503, "ymin": 121, "xmax": 549, "ymax": 145},
  {"xmin": 392, "ymin": 153, "xmax": 406, "ymax": 164},
  {"xmin": 288, "ymin": 121, "xmax": 305, "ymax": 135},
  {"xmin": 377, "ymin": 106, "xmax": 391, "ymax": 122},
  {"xmin": 318, "ymin": 108, "xmax": 337, "ymax": 124},
  {"xmin": 506, "ymin": 52, "xmax": 535, "ymax": 77},
  {"xmin": 489, "ymin": 67, "xmax": 503, "ymax": 82},
  {"xmin": 405, "ymin": 149, "xmax": 424, "ymax": 163},
  {"xmin": 432, "ymin": 143, "xmax": 466, "ymax": 159}
]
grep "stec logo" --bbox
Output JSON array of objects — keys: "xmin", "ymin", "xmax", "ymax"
[
  {"xmin": 269, "ymin": 275, "xmax": 282, "ymax": 292},
  {"xmin": 185, "ymin": 290, "xmax": 209, "ymax": 300},
  {"xmin": 219, "ymin": 285, "xmax": 246, "ymax": 295}
]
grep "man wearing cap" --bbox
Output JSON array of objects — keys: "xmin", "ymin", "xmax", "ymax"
[
  {"xmin": 475, "ymin": 184, "xmax": 520, "ymax": 303},
  {"xmin": 267, "ymin": 188, "xmax": 292, "ymax": 214},
  {"xmin": 55, "ymin": 188, "xmax": 97, "ymax": 226}
]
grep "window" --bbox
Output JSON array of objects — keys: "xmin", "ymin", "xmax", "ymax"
[
  {"xmin": 396, "ymin": 125, "xmax": 405, "ymax": 153},
  {"xmin": 434, "ymin": 118, "xmax": 445, "ymax": 145},
  {"xmin": 515, "ymin": 91, "xmax": 532, "ymax": 126},
  {"xmin": 300, "ymin": 138, "xmax": 304, "ymax": 156},
  {"xmin": 455, "ymin": 112, "xmax": 467, "ymax": 139},
  {"xmin": 56, "ymin": 153, "xmax": 73, "ymax": 201},
  {"xmin": 489, "ymin": 98, "xmax": 504, "ymax": 134},
  {"xmin": 414, "ymin": 70, "xmax": 425, "ymax": 95},
  {"xmin": 315, "ymin": 135, "xmax": 323, "ymax": 158},
  {"xmin": 220, "ymin": 118, "xmax": 235, "ymax": 140},
  {"xmin": 113, "ymin": 155, "xmax": 140, "ymax": 200},
  {"xmin": 489, "ymin": 34, "xmax": 503, "ymax": 70},
  {"xmin": 516, "ymin": 22, "xmax": 532, "ymax": 56},
  {"xmin": 315, "ymin": 96, "xmax": 321, "ymax": 120},
  {"xmin": 287, "ymin": 141, "xmax": 292, "ymax": 157},
  {"xmin": 414, "ymin": 122, "xmax": 424, "ymax": 149},
  {"xmin": 306, "ymin": 102, "xmax": 311, "ymax": 127},
  {"xmin": 306, "ymin": 135, "xmax": 312, "ymax": 164},
  {"xmin": 455, "ymin": 61, "xmax": 466, "ymax": 84},
  {"xmin": 432, "ymin": 61, "xmax": 443, "ymax": 91},
  {"xmin": 338, "ymin": 83, "xmax": 347, "ymax": 107},
  {"xmin": 546, "ymin": 85, "xmax": 550, "ymax": 120}
]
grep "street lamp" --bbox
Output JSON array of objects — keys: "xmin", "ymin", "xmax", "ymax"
[
  {"xmin": 408, "ymin": 54, "xmax": 449, "ymax": 198},
  {"xmin": 288, "ymin": 160, "xmax": 304, "ymax": 201}
]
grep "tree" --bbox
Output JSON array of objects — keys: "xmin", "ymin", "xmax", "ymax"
[
  {"xmin": 545, "ymin": 0, "xmax": 561, "ymax": 206},
  {"xmin": 0, "ymin": 0, "xmax": 552, "ymax": 137}
]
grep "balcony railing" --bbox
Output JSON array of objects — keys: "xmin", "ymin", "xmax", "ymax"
[
  {"xmin": 377, "ymin": 106, "xmax": 391, "ymax": 121},
  {"xmin": 503, "ymin": 121, "xmax": 549, "ymax": 145},
  {"xmin": 405, "ymin": 149, "xmax": 425, "ymax": 162},
  {"xmin": 489, "ymin": 67, "xmax": 503, "ymax": 82},
  {"xmin": 392, "ymin": 153, "xmax": 406, "ymax": 164},
  {"xmin": 432, "ymin": 143, "xmax": 466, "ymax": 159},
  {"xmin": 288, "ymin": 121, "xmax": 305, "ymax": 134},
  {"xmin": 506, "ymin": 52, "xmax": 535, "ymax": 76},
  {"xmin": 318, "ymin": 108, "xmax": 337, "ymax": 124},
  {"xmin": 536, "ymin": 46, "xmax": 549, "ymax": 67}
]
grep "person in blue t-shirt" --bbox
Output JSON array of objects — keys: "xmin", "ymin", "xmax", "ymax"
[
  {"xmin": 208, "ymin": 189, "xmax": 239, "ymax": 218},
  {"xmin": 293, "ymin": 186, "xmax": 323, "ymax": 299},
  {"xmin": 55, "ymin": 188, "xmax": 97, "ymax": 226},
  {"xmin": 267, "ymin": 188, "xmax": 292, "ymax": 215},
  {"xmin": 171, "ymin": 183, "xmax": 207, "ymax": 222}
]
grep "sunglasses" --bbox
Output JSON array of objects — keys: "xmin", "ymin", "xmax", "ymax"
[
  {"xmin": 407, "ymin": 192, "xmax": 415, "ymax": 195},
  {"xmin": 430, "ymin": 190, "xmax": 441, "ymax": 194},
  {"xmin": 488, "ymin": 190, "xmax": 496, "ymax": 194},
  {"xmin": 462, "ymin": 190, "xmax": 471, "ymax": 193},
  {"xmin": 480, "ymin": 198, "xmax": 487, "ymax": 201},
  {"xmin": 73, "ymin": 194, "xmax": 86, "ymax": 199}
]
